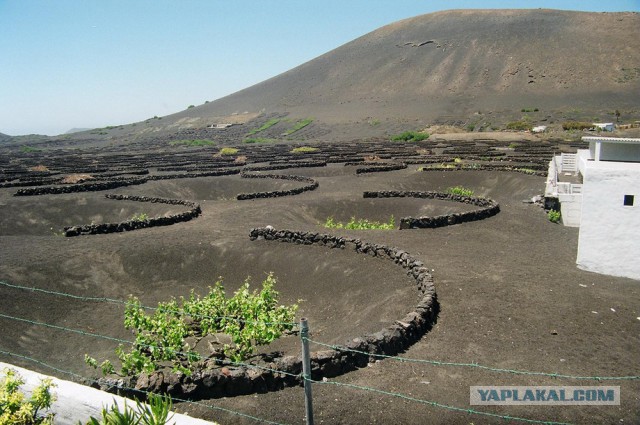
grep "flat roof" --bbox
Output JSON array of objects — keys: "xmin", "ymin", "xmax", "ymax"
[{"xmin": 582, "ymin": 136, "xmax": 640, "ymax": 144}]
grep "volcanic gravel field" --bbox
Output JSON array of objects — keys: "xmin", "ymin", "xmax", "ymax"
[{"xmin": 0, "ymin": 138, "xmax": 638, "ymax": 424}]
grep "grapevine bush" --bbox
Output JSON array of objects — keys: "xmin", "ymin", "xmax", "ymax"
[{"xmin": 86, "ymin": 273, "xmax": 297, "ymax": 376}]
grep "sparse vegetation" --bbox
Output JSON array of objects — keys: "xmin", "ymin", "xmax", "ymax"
[
  {"xmin": 562, "ymin": 121, "xmax": 593, "ymax": 131},
  {"xmin": 247, "ymin": 118, "xmax": 281, "ymax": 136},
  {"xmin": 169, "ymin": 139, "xmax": 215, "ymax": 147},
  {"xmin": 520, "ymin": 107, "xmax": 539, "ymax": 112},
  {"xmin": 187, "ymin": 104, "xmax": 195, "ymax": 109},
  {"xmin": 291, "ymin": 146, "xmax": 319, "ymax": 154},
  {"xmin": 391, "ymin": 131, "xmax": 429, "ymax": 142},
  {"xmin": 505, "ymin": 120, "xmax": 533, "ymax": 131},
  {"xmin": 219, "ymin": 147, "xmax": 239, "ymax": 156},
  {"xmin": 243, "ymin": 137, "xmax": 279, "ymax": 144},
  {"xmin": 21, "ymin": 146, "xmax": 41, "ymax": 153},
  {"xmin": 130, "ymin": 213, "xmax": 149, "ymax": 222},
  {"xmin": 446, "ymin": 186, "xmax": 475, "ymax": 197},
  {"xmin": 548, "ymin": 209, "xmax": 561, "ymax": 223},
  {"xmin": 283, "ymin": 118, "xmax": 313, "ymax": 136},
  {"xmin": 324, "ymin": 216, "xmax": 395, "ymax": 230},
  {"xmin": 81, "ymin": 393, "xmax": 174, "ymax": 425},
  {"xmin": 85, "ymin": 274, "xmax": 297, "ymax": 375},
  {"xmin": 0, "ymin": 368, "xmax": 56, "ymax": 425}
]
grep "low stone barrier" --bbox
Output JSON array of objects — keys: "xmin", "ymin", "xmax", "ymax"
[
  {"xmin": 419, "ymin": 164, "xmax": 546, "ymax": 176},
  {"xmin": 236, "ymin": 172, "xmax": 319, "ymax": 200},
  {"xmin": 63, "ymin": 194, "xmax": 201, "ymax": 237},
  {"xmin": 103, "ymin": 227, "xmax": 438, "ymax": 400},
  {"xmin": 14, "ymin": 178, "xmax": 149, "ymax": 196},
  {"xmin": 355, "ymin": 163, "xmax": 407, "ymax": 174},
  {"xmin": 363, "ymin": 191, "xmax": 500, "ymax": 229}
]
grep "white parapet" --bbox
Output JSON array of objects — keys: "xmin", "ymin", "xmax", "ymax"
[{"xmin": 0, "ymin": 362, "xmax": 218, "ymax": 425}]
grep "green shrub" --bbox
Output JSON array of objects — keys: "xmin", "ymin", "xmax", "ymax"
[
  {"xmin": 446, "ymin": 186, "xmax": 474, "ymax": 197},
  {"xmin": 505, "ymin": 121, "xmax": 533, "ymax": 131},
  {"xmin": 0, "ymin": 368, "xmax": 56, "ymax": 425},
  {"xmin": 290, "ymin": 146, "xmax": 319, "ymax": 154},
  {"xmin": 130, "ymin": 213, "xmax": 149, "ymax": 222},
  {"xmin": 86, "ymin": 274, "xmax": 297, "ymax": 375},
  {"xmin": 548, "ymin": 209, "xmax": 561, "ymax": 223},
  {"xmin": 324, "ymin": 215, "xmax": 395, "ymax": 230},
  {"xmin": 391, "ymin": 131, "xmax": 429, "ymax": 142},
  {"xmin": 187, "ymin": 105, "xmax": 195, "ymax": 109},
  {"xmin": 21, "ymin": 146, "xmax": 41, "ymax": 153},
  {"xmin": 219, "ymin": 147, "xmax": 239, "ymax": 156},
  {"xmin": 82, "ymin": 393, "xmax": 173, "ymax": 425},
  {"xmin": 562, "ymin": 121, "xmax": 593, "ymax": 131},
  {"xmin": 520, "ymin": 107, "xmax": 539, "ymax": 112}
]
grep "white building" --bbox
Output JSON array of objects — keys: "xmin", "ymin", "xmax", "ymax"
[
  {"xmin": 592, "ymin": 123, "xmax": 615, "ymax": 132},
  {"xmin": 545, "ymin": 136, "xmax": 640, "ymax": 280}
]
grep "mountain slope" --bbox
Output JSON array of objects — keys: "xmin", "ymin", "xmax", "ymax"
[{"xmin": 74, "ymin": 9, "xmax": 640, "ymax": 142}]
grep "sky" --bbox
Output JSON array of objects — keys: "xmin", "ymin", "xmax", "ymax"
[{"xmin": 1, "ymin": 0, "xmax": 638, "ymax": 136}]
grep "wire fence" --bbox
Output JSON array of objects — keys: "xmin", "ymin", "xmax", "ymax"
[{"xmin": 1, "ymin": 280, "xmax": 638, "ymax": 425}]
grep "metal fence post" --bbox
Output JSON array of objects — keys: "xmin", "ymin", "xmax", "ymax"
[{"xmin": 300, "ymin": 317, "xmax": 314, "ymax": 425}]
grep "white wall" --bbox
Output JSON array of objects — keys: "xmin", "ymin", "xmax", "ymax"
[
  {"xmin": 577, "ymin": 161, "xmax": 640, "ymax": 280},
  {"xmin": 0, "ymin": 362, "xmax": 217, "ymax": 425},
  {"xmin": 559, "ymin": 193, "xmax": 582, "ymax": 227}
]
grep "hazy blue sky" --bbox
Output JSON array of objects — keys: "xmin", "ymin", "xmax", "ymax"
[{"xmin": 1, "ymin": 1, "xmax": 638, "ymax": 136}]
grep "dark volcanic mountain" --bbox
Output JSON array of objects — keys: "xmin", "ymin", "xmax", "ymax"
[{"xmin": 70, "ymin": 9, "xmax": 640, "ymax": 143}]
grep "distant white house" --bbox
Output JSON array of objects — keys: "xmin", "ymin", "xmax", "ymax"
[
  {"xmin": 532, "ymin": 125, "xmax": 547, "ymax": 133},
  {"xmin": 592, "ymin": 122, "xmax": 614, "ymax": 132},
  {"xmin": 545, "ymin": 136, "xmax": 640, "ymax": 280}
]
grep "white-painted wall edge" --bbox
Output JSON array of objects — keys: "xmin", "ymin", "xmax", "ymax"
[{"xmin": 0, "ymin": 362, "xmax": 218, "ymax": 425}]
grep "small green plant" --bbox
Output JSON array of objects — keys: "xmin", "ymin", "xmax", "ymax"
[
  {"xmin": 0, "ymin": 368, "xmax": 56, "ymax": 425},
  {"xmin": 324, "ymin": 215, "xmax": 395, "ymax": 230},
  {"xmin": 169, "ymin": 139, "xmax": 215, "ymax": 147},
  {"xmin": 81, "ymin": 393, "xmax": 174, "ymax": 425},
  {"xmin": 515, "ymin": 168, "xmax": 537, "ymax": 175},
  {"xmin": 247, "ymin": 118, "xmax": 281, "ymax": 136},
  {"xmin": 520, "ymin": 107, "xmax": 539, "ymax": 112},
  {"xmin": 446, "ymin": 186, "xmax": 475, "ymax": 197},
  {"xmin": 548, "ymin": 209, "xmax": 561, "ymax": 223},
  {"xmin": 283, "ymin": 118, "xmax": 313, "ymax": 136},
  {"xmin": 290, "ymin": 146, "xmax": 319, "ymax": 154},
  {"xmin": 130, "ymin": 213, "xmax": 149, "ymax": 222},
  {"xmin": 219, "ymin": 147, "xmax": 239, "ymax": 156},
  {"xmin": 187, "ymin": 105, "xmax": 195, "ymax": 109},
  {"xmin": 391, "ymin": 131, "xmax": 429, "ymax": 142}
]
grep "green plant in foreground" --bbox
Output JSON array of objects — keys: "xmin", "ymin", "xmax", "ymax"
[
  {"xmin": 391, "ymin": 131, "xmax": 429, "ymax": 142},
  {"xmin": 86, "ymin": 273, "xmax": 297, "ymax": 376},
  {"xmin": 324, "ymin": 215, "xmax": 395, "ymax": 230},
  {"xmin": 446, "ymin": 186, "xmax": 475, "ymax": 197},
  {"xmin": 548, "ymin": 209, "xmax": 561, "ymax": 223},
  {"xmin": 0, "ymin": 368, "xmax": 56, "ymax": 425},
  {"xmin": 82, "ymin": 393, "xmax": 174, "ymax": 425}
]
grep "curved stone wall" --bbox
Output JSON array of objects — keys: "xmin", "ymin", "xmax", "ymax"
[
  {"xmin": 63, "ymin": 194, "xmax": 201, "ymax": 237},
  {"xmin": 14, "ymin": 178, "xmax": 149, "ymax": 196},
  {"xmin": 363, "ymin": 191, "xmax": 500, "ymax": 229},
  {"xmin": 236, "ymin": 172, "xmax": 319, "ymax": 200},
  {"xmin": 105, "ymin": 227, "xmax": 438, "ymax": 400},
  {"xmin": 355, "ymin": 163, "xmax": 407, "ymax": 174}
]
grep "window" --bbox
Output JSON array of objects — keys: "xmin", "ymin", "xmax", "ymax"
[{"xmin": 623, "ymin": 195, "xmax": 634, "ymax": 206}]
